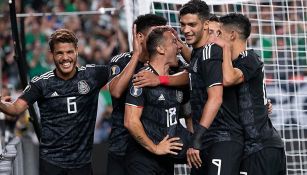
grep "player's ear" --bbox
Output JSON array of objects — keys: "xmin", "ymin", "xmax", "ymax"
[
  {"xmin": 156, "ymin": 45, "xmax": 165, "ymax": 54},
  {"xmin": 75, "ymin": 47, "xmax": 79, "ymax": 57},
  {"xmin": 230, "ymin": 30, "xmax": 236, "ymax": 40},
  {"xmin": 137, "ymin": 32, "xmax": 144, "ymax": 41},
  {"xmin": 203, "ymin": 20, "xmax": 209, "ymax": 30}
]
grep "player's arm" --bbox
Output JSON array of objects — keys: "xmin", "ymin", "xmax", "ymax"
[
  {"xmin": 0, "ymin": 80, "xmax": 42, "ymax": 117},
  {"xmin": 170, "ymin": 27, "xmax": 191, "ymax": 62},
  {"xmin": 108, "ymin": 24, "xmax": 142, "ymax": 98},
  {"xmin": 124, "ymin": 104, "xmax": 155, "ymax": 152},
  {"xmin": 179, "ymin": 90, "xmax": 193, "ymax": 133},
  {"xmin": 124, "ymin": 104, "xmax": 182, "ymax": 155},
  {"xmin": 132, "ymin": 69, "xmax": 189, "ymax": 88},
  {"xmin": 179, "ymin": 42, "xmax": 192, "ymax": 62},
  {"xmin": 184, "ymin": 114, "xmax": 193, "ymax": 133},
  {"xmin": 199, "ymin": 85, "xmax": 223, "ymax": 128},
  {"xmin": 221, "ymin": 43, "xmax": 244, "ymax": 86},
  {"xmin": 179, "ymin": 104, "xmax": 193, "ymax": 133},
  {"xmin": 181, "ymin": 102, "xmax": 193, "ymax": 133},
  {"xmin": 0, "ymin": 98, "xmax": 28, "ymax": 117},
  {"xmin": 108, "ymin": 53, "xmax": 140, "ymax": 98},
  {"xmin": 187, "ymin": 45, "xmax": 223, "ymax": 168},
  {"xmin": 187, "ymin": 86, "xmax": 223, "ymax": 169},
  {"xmin": 187, "ymin": 85, "xmax": 223, "ymax": 168},
  {"xmin": 197, "ymin": 45, "xmax": 224, "ymax": 129},
  {"xmin": 211, "ymin": 37, "xmax": 243, "ymax": 86}
]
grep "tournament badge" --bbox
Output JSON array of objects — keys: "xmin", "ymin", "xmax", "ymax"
[
  {"xmin": 130, "ymin": 86, "xmax": 142, "ymax": 97},
  {"xmin": 78, "ymin": 80, "xmax": 90, "ymax": 94},
  {"xmin": 110, "ymin": 65, "xmax": 121, "ymax": 76},
  {"xmin": 176, "ymin": 90, "xmax": 183, "ymax": 103}
]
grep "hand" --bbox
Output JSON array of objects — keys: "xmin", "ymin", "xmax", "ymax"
[
  {"xmin": 208, "ymin": 35, "xmax": 229, "ymax": 48},
  {"xmin": 169, "ymin": 27, "xmax": 185, "ymax": 47},
  {"xmin": 187, "ymin": 148, "xmax": 202, "ymax": 168},
  {"xmin": 155, "ymin": 135, "xmax": 183, "ymax": 155},
  {"xmin": 132, "ymin": 70, "xmax": 160, "ymax": 88},
  {"xmin": 267, "ymin": 99, "xmax": 273, "ymax": 114},
  {"xmin": 132, "ymin": 24, "xmax": 142, "ymax": 57},
  {"xmin": 1, "ymin": 96, "xmax": 12, "ymax": 104}
]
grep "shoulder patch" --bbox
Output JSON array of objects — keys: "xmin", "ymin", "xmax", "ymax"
[
  {"xmin": 130, "ymin": 86, "xmax": 142, "ymax": 97},
  {"xmin": 110, "ymin": 65, "xmax": 121, "ymax": 76}
]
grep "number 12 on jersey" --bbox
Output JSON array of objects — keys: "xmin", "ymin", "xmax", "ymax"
[{"xmin": 165, "ymin": 107, "xmax": 177, "ymax": 127}]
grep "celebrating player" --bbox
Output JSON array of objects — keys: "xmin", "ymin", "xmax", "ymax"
[
  {"xmin": 211, "ymin": 13, "xmax": 286, "ymax": 175},
  {"xmin": 106, "ymin": 14, "xmax": 190, "ymax": 175},
  {"xmin": 124, "ymin": 26, "xmax": 191, "ymax": 174},
  {"xmin": 179, "ymin": 0, "xmax": 244, "ymax": 174},
  {"xmin": 0, "ymin": 28, "xmax": 109, "ymax": 175}
]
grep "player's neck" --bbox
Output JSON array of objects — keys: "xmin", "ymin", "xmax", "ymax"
[
  {"xmin": 232, "ymin": 41, "xmax": 247, "ymax": 60},
  {"xmin": 139, "ymin": 53, "xmax": 149, "ymax": 63},
  {"xmin": 149, "ymin": 57, "xmax": 168, "ymax": 75},
  {"xmin": 193, "ymin": 33, "xmax": 210, "ymax": 48},
  {"xmin": 55, "ymin": 68, "xmax": 77, "ymax": 80}
]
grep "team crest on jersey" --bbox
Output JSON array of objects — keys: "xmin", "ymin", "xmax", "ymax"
[
  {"xmin": 176, "ymin": 90, "xmax": 183, "ymax": 103},
  {"xmin": 111, "ymin": 65, "xmax": 121, "ymax": 76},
  {"xmin": 130, "ymin": 86, "xmax": 142, "ymax": 97},
  {"xmin": 78, "ymin": 80, "xmax": 90, "ymax": 94}
]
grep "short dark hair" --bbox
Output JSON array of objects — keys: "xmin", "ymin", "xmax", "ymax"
[
  {"xmin": 133, "ymin": 14, "xmax": 167, "ymax": 33},
  {"xmin": 179, "ymin": 0, "xmax": 210, "ymax": 21},
  {"xmin": 209, "ymin": 14, "xmax": 220, "ymax": 22},
  {"xmin": 147, "ymin": 27, "xmax": 172, "ymax": 57},
  {"xmin": 219, "ymin": 13, "xmax": 251, "ymax": 40},
  {"xmin": 48, "ymin": 28, "xmax": 78, "ymax": 52}
]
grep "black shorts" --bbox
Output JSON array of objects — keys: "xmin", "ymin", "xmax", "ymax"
[
  {"xmin": 39, "ymin": 158, "xmax": 93, "ymax": 175},
  {"xmin": 240, "ymin": 147, "xmax": 286, "ymax": 175},
  {"xmin": 125, "ymin": 143, "xmax": 174, "ymax": 175},
  {"xmin": 106, "ymin": 152, "xmax": 127, "ymax": 175},
  {"xmin": 191, "ymin": 141, "xmax": 243, "ymax": 175}
]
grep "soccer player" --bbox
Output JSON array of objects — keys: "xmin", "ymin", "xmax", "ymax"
[
  {"xmin": 0, "ymin": 28, "xmax": 109, "ymax": 175},
  {"xmin": 207, "ymin": 14, "xmax": 273, "ymax": 114},
  {"xmin": 212, "ymin": 13, "xmax": 286, "ymax": 175},
  {"xmin": 106, "ymin": 14, "xmax": 189, "ymax": 175},
  {"xmin": 208, "ymin": 14, "xmax": 221, "ymax": 38},
  {"xmin": 179, "ymin": 0, "xmax": 244, "ymax": 174},
  {"xmin": 124, "ymin": 26, "xmax": 191, "ymax": 175}
]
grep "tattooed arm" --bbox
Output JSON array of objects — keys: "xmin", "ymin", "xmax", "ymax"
[{"xmin": 124, "ymin": 104, "xmax": 182, "ymax": 155}]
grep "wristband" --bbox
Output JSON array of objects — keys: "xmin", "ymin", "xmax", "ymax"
[
  {"xmin": 191, "ymin": 124, "xmax": 208, "ymax": 150},
  {"xmin": 159, "ymin": 76, "xmax": 169, "ymax": 85}
]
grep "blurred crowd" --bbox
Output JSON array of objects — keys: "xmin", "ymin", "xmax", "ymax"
[{"xmin": 0, "ymin": 0, "xmax": 306, "ymax": 145}]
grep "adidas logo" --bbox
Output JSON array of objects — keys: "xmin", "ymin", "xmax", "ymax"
[
  {"xmin": 51, "ymin": 91, "xmax": 59, "ymax": 97},
  {"xmin": 158, "ymin": 94, "xmax": 165, "ymax": 101}
]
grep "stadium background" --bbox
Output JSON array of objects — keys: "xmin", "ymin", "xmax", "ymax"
[{"xmin": 0, "ymin": 0, "xmax": 306, "ymax": 174}]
